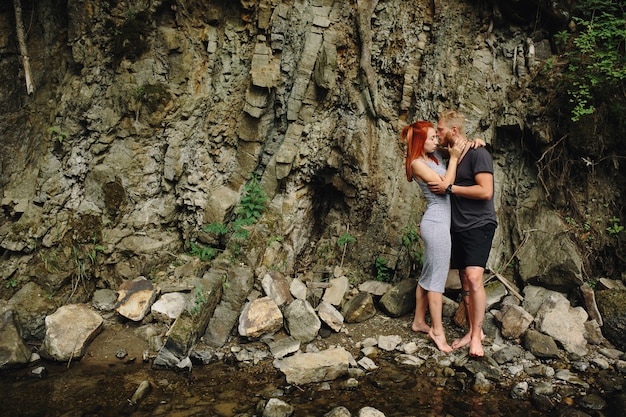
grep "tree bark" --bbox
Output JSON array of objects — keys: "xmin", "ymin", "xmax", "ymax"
[{"xmin": 13, "ymin": 0, "xmax": 35, "ymax": 95}]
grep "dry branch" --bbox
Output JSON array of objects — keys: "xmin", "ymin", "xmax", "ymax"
[{"xmin": 13, "ymin": 0, "xmax": 34, "ymax": 94}]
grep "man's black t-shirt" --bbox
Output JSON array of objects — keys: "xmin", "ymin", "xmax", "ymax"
[{"xmin": 451, "ymin": 147, "xmax": 497, "ymax": 232}]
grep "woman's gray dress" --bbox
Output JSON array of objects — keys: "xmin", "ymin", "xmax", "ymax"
[{"xmin": 414, "ymin": 151, "xmax": 451, "ymax": 293}]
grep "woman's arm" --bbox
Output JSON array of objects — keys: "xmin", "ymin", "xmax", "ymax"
[{"xmin": 411, "ymin": 142, "xmax": 463, "ymax": 184}]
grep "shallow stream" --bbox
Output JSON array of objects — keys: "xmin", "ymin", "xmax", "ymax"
[
  {"xmin": 0, "ymin": 359, "xmax": 539, "ymax": 417},
  {"xmin": 1, "ymin": 318, "xmax": 624, "ymax": 417}
]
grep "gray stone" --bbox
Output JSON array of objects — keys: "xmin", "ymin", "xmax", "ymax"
[
  {"xmin": 342, "ymin": 292, "xmax": 377, "ymax": 323},
  {"xmin": 0, "ymin": 300, "xmax": 32, "ymax": 369},
  {"xmin": 284, "ymin": 299, "xmax": 321, "ymax": 343},
  {"xmin": 40, "ymin": 304, "xmax": 103, "ymax": 362},
  {"xmin": 596, "ymin": 289, "xmax": 626, "ymax": 351},
  {"xmin": 378, "ymin": 279, "xmax": 417, "ymax": 318},
  {"xmin": 273, "ymin": 347, "xmax": 355, "ymax": 385},
  {"xmin": 524, "ymin": 329, "xmax": 560, "ymax": 359}
]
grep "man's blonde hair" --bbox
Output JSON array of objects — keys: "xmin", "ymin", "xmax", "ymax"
[{"xmin": 439, "ymin": 110, "xmax": 466, "ymax": 136}]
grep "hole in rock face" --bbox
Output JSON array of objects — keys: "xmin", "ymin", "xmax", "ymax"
[
  {"xmin": 102, "ymin": 180, "xmax": 126, "ymax": 217},
  {"xmin": 309, "ymin": 173, "xmax": 348, "ymax": 238}
]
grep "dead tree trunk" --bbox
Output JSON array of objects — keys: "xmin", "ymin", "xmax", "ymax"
[{"xmin": 13, "ymin": 0, "xmax": 34, "ymax": 95}]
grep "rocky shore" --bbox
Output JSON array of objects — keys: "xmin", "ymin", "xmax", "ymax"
[{"xmin": 2, "ymin": 264, "xmax": 625, "ymax": 416}]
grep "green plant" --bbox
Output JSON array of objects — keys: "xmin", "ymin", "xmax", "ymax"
[
  {"xmin": 236, "ymin": 174, "xmax": 268, "ymax": 223},
  {"xmin": 87, "ymin": 234, "xmax": 106, "ymax": 264},
  {"xmin": 606, "ymin": 216, "xmax": 624, "ymax": 236},
  {"xmin": 5, "ymin": 278, "xmax": 17, "ymax": 288},
  {"xmin": 401, "ymin": 223, "xmax": 424, "ymax": 266},
  {"xmin": 192, "ymin": 288, "xmax": 206, "ymax": 315},
  {"xmin": 203, "ymin": 222, "xmax": 230, "ymax": 236},
  {"xmin": 48, "ymin": 126, "xmax": 69, "ymax": 143},
  {"xmin": 221, "ymin": 274, "xmax": 230, "ymax": 291},
  {"xmin": 555, "ymin": 1, "xmax": 626, "ymax": 121},
  {"xmin": 65, "ymin": 244, "xmax": 88, "ymax": 303},
  {"xmin": 197, "ymin": 175, "xmax": 269, "ymax": 261},
  {"xmin": 188, "ymin": 241, "xmax": 218, "ymax": 261},
  {"xmin": 374, "ymin": 257, "xmax": 391, "ymax": 282},
  {"xmin": 337, "ymin": 231, "xmax": 356, "ymax": 268},
  {"xmin": 268, "ymin": 235, "xmax": 284, "ymax": 246}
]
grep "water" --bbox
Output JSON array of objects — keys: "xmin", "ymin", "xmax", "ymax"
[
  {"xmin": 0, "ymin": 357, "xmax": 590, "ymax": 417},
  {"xmin": 1, "ymin": 321, "xmax": 624, "ymax": 416}
]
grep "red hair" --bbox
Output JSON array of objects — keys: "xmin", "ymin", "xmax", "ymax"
[{"xmin": 401, "ymin": 121, "xmax": 438, "ymax": 182}]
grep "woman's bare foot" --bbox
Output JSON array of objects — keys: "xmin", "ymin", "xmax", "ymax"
[
  {"xmin": 429, "ymin": 329, "xmax": 452, "ymax": 353},
  {"xmin": 411, "ymin": 322, "xmax": 430, "ymax": 333}
]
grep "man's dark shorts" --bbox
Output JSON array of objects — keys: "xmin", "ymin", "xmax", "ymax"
[{"xmin": 451, "ymin": 223, "xmax": 497, "ymax": 269}]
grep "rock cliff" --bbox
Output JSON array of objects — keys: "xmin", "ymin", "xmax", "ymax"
[{"xmin": 0, "ymin": 0, "xmax": 623, "ymax": 341}]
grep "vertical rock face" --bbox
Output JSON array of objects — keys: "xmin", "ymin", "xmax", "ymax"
[{"xmin": 0, "ymin": 0, "xmax": 599, "ymax": 312}]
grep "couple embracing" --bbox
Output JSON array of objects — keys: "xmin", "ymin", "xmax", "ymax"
[{"xmin": 402, "ymin": 110, "xmax": 497, "ymax": 357}]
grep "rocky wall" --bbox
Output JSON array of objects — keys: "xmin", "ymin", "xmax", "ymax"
[{"xmin": 0, "ymin": 0, "xmax": 596, "ymax": 307}]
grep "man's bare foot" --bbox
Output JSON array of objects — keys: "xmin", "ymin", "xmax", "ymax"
[
  {"xmin": 451, "ymin": 332, "xmax": 471, "ymax": 350},
  {"xmin": 451, "ymin": 331, "xmax": 485, "ymax": 350},
  {"xmin": 411, "ymin": 322, "xmax": 430, "ymax": 333},
  {"xmin": 429, "ymin": 329, "xmax": 452, "ymax": 353},
  {"xmin": 469, "ymin": 337, "xmax": 484, "ymax": 357}
]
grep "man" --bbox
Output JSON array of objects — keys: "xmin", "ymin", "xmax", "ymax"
[{"xmin": 427, "ymin": 110, "xmax": 497, "ymax": 357}]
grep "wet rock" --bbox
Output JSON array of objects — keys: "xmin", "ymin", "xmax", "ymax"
[
  {"xmin": 472, "ymin": 372, "xmax": 492, "ymax": 394},
  {"xmin": 129, "ymin": 380, "xmax": 151, "ymax": 406},
  {"xmin": 394, "ymin": 354, "xmax": 424, "ymax": 367},
  {"xmin": 577, "ymin": 393, "xmax": 607, "ymax": 411},
  {"xmin": 262, "ymin": 398, "xmax": 294, "ymax": 417},
  {"xmin": 324, "ymin": 406, "xmax": 351, "ymax": 417},
  {"xmin": 555, "ymin": 369, "xmax": 590, "ymax": 388},
  {"xmin": 510, "ymin": 381, "xmax": 529, "ymax": 399},
  {"xmin": 358, "ymin": 407, "xmax": 385, "ymax": 417},
  {"xmin": 530, "ymin": 391, "xmax": 555, "ymax": 412},
  {"xmin": 458, "ymin": 354, "xmax": 502, "ymax": 380}
]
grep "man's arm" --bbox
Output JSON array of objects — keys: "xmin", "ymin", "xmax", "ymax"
[{"xmin": 427, "ymin": 172, "xmax": 493, "ymax": 200}]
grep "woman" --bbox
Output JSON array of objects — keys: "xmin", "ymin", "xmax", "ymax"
[{"xmin": 402, "ymin": 120, "xmax": 471, "ymax": 352}]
